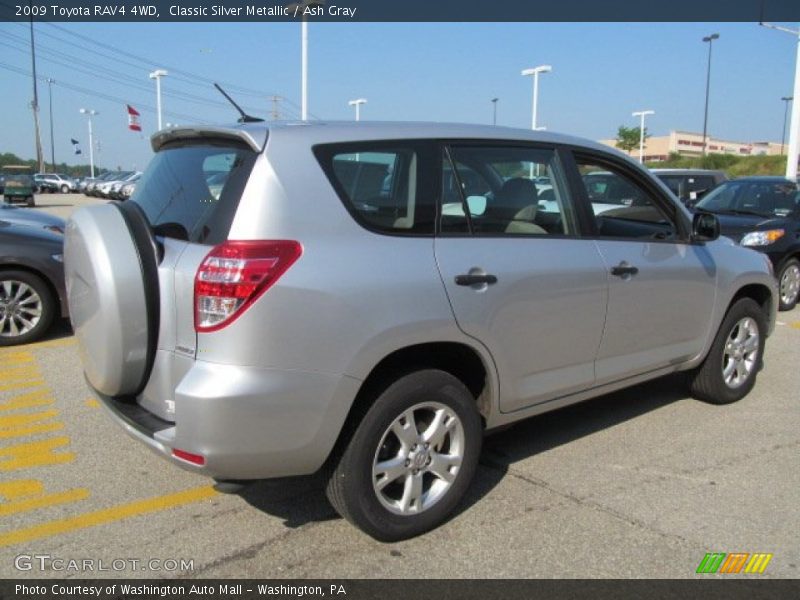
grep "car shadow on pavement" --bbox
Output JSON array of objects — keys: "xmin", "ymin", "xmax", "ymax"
[{"xmin": 234, "ymin": 373, "xmax": 690, "ymax": 535}]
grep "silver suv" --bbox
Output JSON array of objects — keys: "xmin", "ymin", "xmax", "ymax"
[{"xmin": 65, "ymin": 123, "xmax": 777, "ymax": 541}]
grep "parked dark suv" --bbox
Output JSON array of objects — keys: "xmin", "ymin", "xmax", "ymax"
[
  {"xmin": 651, "ymin": 169, "xmax": 728, "ymax": 206},
  {"xmin": 694, "ymin": 176, "xmax": 800, "ymax": 311}
]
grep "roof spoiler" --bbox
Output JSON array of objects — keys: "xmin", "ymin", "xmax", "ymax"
[{"xmin": 150, "ymin": 126, "xmax": 264, "ymax": 153}]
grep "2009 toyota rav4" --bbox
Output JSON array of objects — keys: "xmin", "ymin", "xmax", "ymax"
[{"xmin": 65, "ymin": 122, "xmax": 777, "ymax": 541}]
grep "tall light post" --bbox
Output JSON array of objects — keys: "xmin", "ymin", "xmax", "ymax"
[
  {"xmin": 149, "ymin": 69, "xmax": 168, "ymax": 130},
  {"xmin": 632, "ymin": 110, "xmax": 655, "ymax": 163},
  {"xmin": 29, "ymin": 16, "xmax": 44, "ymax": 173},
  {"xmin": 46, "ymin": 78, "xmax": 55, "ymax": 171},
  {"xmin": 701, "ymin": 33, "xmax": 719, "ymax": 157},
  {"xmin": 288, "ymin": 1, "xmax": 324, "ymax": 121},
  {"xmin": 79, "ymin": 108, "xmax": 97, "ymax": 178},
  {"xmin": 781, "ymin": 96, "xmax": 793, "ymax": 156},
  {"xmin": 348, "ymin": 98, "xmax": 367, "ymax": 121},
  {"xmin": 760, "ymin": 22, "xmax": 799, "ymax": 180},
  {"xmin": 491, "ymin": 97, "xmax": 498, "ymax": 125},
  {"xmin": 521, "ymin": 65, "xmax": 552, "ymax": 131}
]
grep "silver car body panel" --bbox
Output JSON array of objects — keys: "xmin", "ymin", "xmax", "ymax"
[{"xmin": 69, "ymin": 121, "xmax": 778, "ymax": 480}]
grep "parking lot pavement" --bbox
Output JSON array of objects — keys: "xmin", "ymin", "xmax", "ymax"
[
  {"xmin": 0, "ymin": 197, "xmax": 797, "ymax": 578},
  {"xmin": 28, "ymin": 192, "xmax": 106, "ymax": 219}
]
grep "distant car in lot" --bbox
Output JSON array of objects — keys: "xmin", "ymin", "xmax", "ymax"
[
  {"xmin": 84, "ymin": 172, "xmax": 118, "ymax": 196},
  {"xmin": 0, "ymin": 204, "xmax": 65, "ymax": 234},
  {"xmin": 95, "ymin": 172, "xmax": 139, "ymax": 198},
  {"xmin": 66, "ymin": 121, "xmax": 778, "ymax": 541},
  {"xmin": 108, "ymin": 173, "xmax": 141, "ymax": 200},
  {"xmin": 119, "ymin": 181, "xmax": 137, "ymax": 201},
  {"xmin": 0, "ymin": 221, "xmax": 67, "ymax": 345},
  {"xmin": 651, "ymin": 169, "xmax": 728, "ymax": 206},
  {"xmin": 34, "ymin": 173, "xmax": 78, "ymax": 194},
  {"xmin": 694, "ymin": 176, "xmax": 800, "ymax": 310}
]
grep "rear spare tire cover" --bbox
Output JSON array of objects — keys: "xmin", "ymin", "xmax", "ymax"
[{"xmin": 64, "ymin": 202, "xmax": 159, "ymax": 397}]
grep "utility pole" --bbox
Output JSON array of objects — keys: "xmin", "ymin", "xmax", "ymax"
[
  {"xmin": 701, "ymin": 33, "xmax": 720, "ymax": 157},
  {"xmin": 270, "ymin": 95, "xmax": 281, "ymax": 120},
  {"xmin": 47, "ymin": 78, "xmax": 55, "ymax": 170},
  {"xmin": 491, "ymin": 98, "xmax": 498, "ymax": 125},
  {"xmin": 29, "ymin": 11, "xmax": 44, "ymax": 173}
]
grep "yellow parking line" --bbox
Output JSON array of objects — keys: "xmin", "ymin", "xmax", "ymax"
[
  {"xmin": 0, "ymin": 485, "xmax": 218, "ymax": 547},
  {"xmin": 85, "ymin": 398, "xmax": 100, "ymax": 408},
  {"xmin": 791, "ymin": 322, "xmax": 800, "ymax": 330}
]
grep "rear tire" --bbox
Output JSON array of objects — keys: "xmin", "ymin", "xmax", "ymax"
[
  {"xmin": 689, "ymin": 298, "xmax": 766, "ymax": 405},
  {"xmin": 26, "ymin": 196, "xmax": 35, "ymax": 207},
  {"xmin": 325, "ymin": 369, "xmax": 482, "ymax": 541},
  {"xmin": 60, "ymin": 184, "xmax": 69, "ymax": 194},
  {"xmin": 777, "ymin": 258, "xmax": 800, "ymax": 312},
  {"xmin": 0, "ymin": 271, "xmax": 56, "ymax": 346}
]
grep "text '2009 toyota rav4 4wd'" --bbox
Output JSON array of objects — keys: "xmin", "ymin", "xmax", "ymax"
[{"xmin": 65, "ymin": 122, "xmax": 777, "ymax": 541}]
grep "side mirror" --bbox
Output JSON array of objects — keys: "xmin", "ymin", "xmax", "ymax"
[{"xmin": 692, "ymin": 211, "xmax": 720, "ymax": 242}]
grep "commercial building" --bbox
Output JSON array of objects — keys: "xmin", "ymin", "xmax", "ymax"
[{"xmin": 599, "ymin": 130, "xmax": 787, "ymax": 162}]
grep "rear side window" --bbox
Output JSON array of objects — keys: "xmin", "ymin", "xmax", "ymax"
[
  {"xmin": 132, "ymin": 142, "xmax": 257, "ymax": 244},
  {"xmin": 315, "ymin": 142, "xmax": 434, "ymax": 235}
]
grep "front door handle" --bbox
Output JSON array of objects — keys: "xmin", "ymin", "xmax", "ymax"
[
  {"xmin": 455, "ymin": 273, "xmax": 498, "ymax": 286},
  {"xmin": 610, "ymin": 262, "xmax": 639, "ymax": 277}
]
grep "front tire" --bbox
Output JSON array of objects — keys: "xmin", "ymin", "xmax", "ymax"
[
  {"xmin": 60, "ymin": 184, "xmax": 69, "ymax": 194},
  {"xmin": 689, "ymin": 298, "xmax": 766, "ymax": 404},
  {"xmin": 26, "ymin": 196, "xmax": 35, "ymax": 207},
  {"xmin": 0, "ymin": 271, "xmax": 56, "ymax": 346},
  {"xmin": 778, "ymin": 258, "xmax": 800, "ymax": 312},
  {"xmin": 326, "ymin": 369, "xmax": 482, "ymax": 541}
]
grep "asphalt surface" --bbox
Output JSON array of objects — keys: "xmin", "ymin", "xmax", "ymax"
[{"xmin": 0, "ymin": 193, "xmax": 798, "ymax": 579}]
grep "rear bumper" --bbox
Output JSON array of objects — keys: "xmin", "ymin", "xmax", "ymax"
[{"xmin": 91, "ymin": 359, "xmax": 361, "ymax": 480}]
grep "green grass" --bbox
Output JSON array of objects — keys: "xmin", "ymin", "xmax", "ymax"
[{"xmin": 645, "ymin": 153, "xmax": 789, "ymax": 177}]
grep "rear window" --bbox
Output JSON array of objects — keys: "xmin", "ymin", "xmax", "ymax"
[
  {"xmin": 314, "ymin": 141, "xmax": 434, "ymax": 235},
  {"xmin": 132, "ymin": 142, "xmax": 257, "ymax": 244}
]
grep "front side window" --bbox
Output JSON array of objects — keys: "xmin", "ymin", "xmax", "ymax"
[
  {"xmin": 441, "ymin": 145, "xmax": 575, "ymax": 236},
  {"xmin": 576, "ymin": 157, "xmax": 677, "ymax": 240},
  {"xmin": 316, "ymin": 143, "xmax": 432, "ymax": 234}
]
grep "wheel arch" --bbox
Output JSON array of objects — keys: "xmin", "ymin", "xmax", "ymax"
[{"xmin": 323, "ymin": 341, "xmax": 494, "ymax": 470}]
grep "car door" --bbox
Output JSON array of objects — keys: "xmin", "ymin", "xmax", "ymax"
[
  {"xmin": 570, "ymin": 152, "xmax": 717, "ymax": 385},
  {"xmin": 434, "ymin": 143, "xmax": 609, "ymax": 413}
]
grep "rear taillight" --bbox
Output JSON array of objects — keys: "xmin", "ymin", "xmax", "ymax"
[{"xmin": 194, "ymin": 240, "xmax": 302, "ymax": 332}]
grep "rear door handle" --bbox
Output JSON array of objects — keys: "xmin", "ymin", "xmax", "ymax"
[
  {"xmin": 455, "ymin": 273, "xmax": 498, "ymax": 286},
  {"xmin": 610, "ymin": 262, "xmax": 639, "ymax": 277}
]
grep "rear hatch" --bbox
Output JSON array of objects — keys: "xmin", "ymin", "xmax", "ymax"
[{"xmin": 65, "ymin": 128, "xmax": 264, "ymax": 421}]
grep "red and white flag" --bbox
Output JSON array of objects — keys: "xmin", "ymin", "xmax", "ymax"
[{"xmin": 127, "ymin": 105, "xmax": 141, "ymax": 132}]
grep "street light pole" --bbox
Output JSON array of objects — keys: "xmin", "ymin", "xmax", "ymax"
[
  {"xmin": 29, "ymin": 15, "xmax": 44, "ymax": 173},
  {"xmin": 79, "ymin": 108, "xmax": 97, "ymax": 179},
  {"xmin": 632, "ymin": 110, "xmax": 655, "ymax": 163},
  {"xmin": 782, "ymin": 96, "xmax": 793, "ymax": 156},
  {"xmin": 149, "ymin": 69, "xmax": 168, "ymax": 130},
  {"xmin": 701, "ymin": 33, "xmax": 719, "ymax": 157},
  {"xmin": 348, "ymin": 98, "xmax": 367, "ymax": 121},
  {"xmin": 521, "ymin": 65, "xmax": 552, "ymax": 131},
  {"xmin": 491, "ymin": 97, "xmax": 498, "ymax": 125},
  {"xmin": 46, "ymin": 78, "xmax": 55, "ymax": 171},
  {"xmin": 761, "ymin": 22, "xmax": 800, "ymax": 180}
]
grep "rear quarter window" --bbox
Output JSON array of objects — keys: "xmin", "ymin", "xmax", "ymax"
[
  {"xmin": 314, "ymin": 141, "xmax": 435, "ymax": 235},
  {"xmin": 132, "ymin": 141, "xmax": 257, "ymax": 244}
]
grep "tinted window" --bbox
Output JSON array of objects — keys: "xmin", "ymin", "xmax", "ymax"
[
  {"xmin": 442, "ymin": 145, "xmax": 576, "ymax": 236},
  {"xmin": 316, "ymin": 143, "xmax": 433, "ymax": 235},
  {"xmin": 576, "ymin": 158, "xmax": 677, "ymax": 240},
  {"xmin": 132, "ymin": 142, "xmax": 257, "ymax": 244}
]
